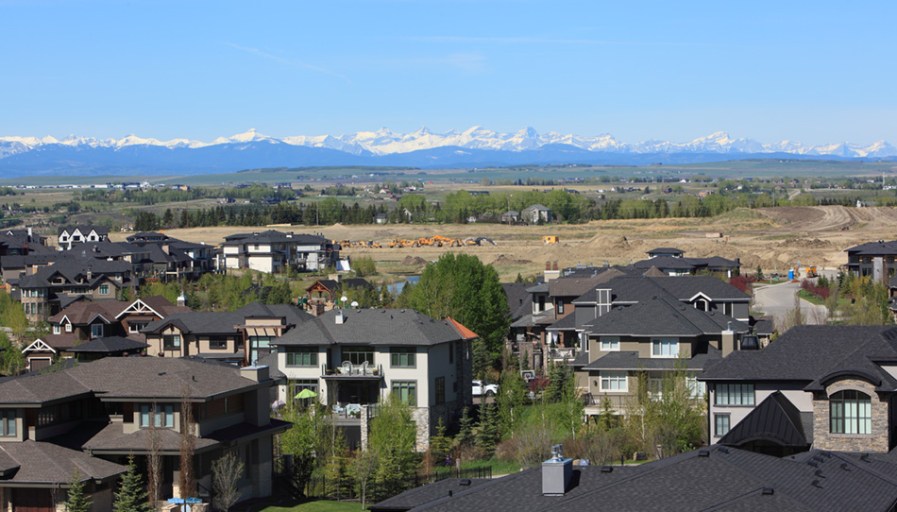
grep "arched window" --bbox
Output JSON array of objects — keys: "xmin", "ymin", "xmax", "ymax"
[{"xmin": 830, "ymin": 390, "xmax": 872, "ymax": 434}]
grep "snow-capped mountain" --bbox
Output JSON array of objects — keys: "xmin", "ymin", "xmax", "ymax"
[{"xmin": 0, "ymin": 127, "xmax": 895, "ymax": 177}]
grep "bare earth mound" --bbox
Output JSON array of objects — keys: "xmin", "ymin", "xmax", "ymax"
[{"xmin": 138, "ymin": 206, "xmax": 897, "ymax": 280}]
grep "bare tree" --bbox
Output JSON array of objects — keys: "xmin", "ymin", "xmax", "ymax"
[
  {"xmin": 146, "ymin": 415, "xmax": 162, "ymax": 509},
  {"xmin": 211, "ymin": 450, "xmax": 244, "ymax": 512},
  {"xmin": 179, "ymin": 389, "xmax": 196, "ymax": 502}
]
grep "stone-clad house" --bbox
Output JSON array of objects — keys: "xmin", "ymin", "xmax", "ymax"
[
  {"xmin": 0, "ymin": 357, "xmax": 288, "ymax": 511},
  {"xmin": 271, "ymin": 309, "xmax": 477, "ymax": 450},
  {"xmin": 701, "ymin": 325, "xmax": 897, "ymax": 455}
]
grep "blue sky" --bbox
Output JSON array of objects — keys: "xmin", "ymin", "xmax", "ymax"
[{"xmin": 2, "ymin": 0, "xmax": 895, "ymax": 145}]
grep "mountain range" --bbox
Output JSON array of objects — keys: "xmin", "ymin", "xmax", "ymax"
[{"xmin": 1, "ymin": 127, "xmax": 895, "ymax": 177}]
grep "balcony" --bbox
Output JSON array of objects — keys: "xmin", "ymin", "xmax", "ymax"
[
  {"xmin": 548, "ymin": 346, "xmax": 576, "ymax": 362},
  {"xmin": 321, "ymin": 361, "xmax": 383, "ymax": 380}
]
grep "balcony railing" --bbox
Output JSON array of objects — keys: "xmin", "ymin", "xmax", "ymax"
[{"xmin": 322, "ymin": 361, "xmax": 383, "ymax": 377}]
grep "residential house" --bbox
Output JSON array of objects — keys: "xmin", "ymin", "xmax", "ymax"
[
  {"xmin": 17, "ymin": 256, "xmax": 133, "ymax": 322},
  {"xmin": 20, "ymin": 296, "xmax": 189, "ymax": 370},
  {"xmin": 124, "ymin": 232, "xmax": 216, "ymax": 281},
  {"xmin": 305, "ymin": 276, "xmax": 373, "ymax": 308},
  {"xmin": 0, "ymin": 357, "xmax": 289, "ymax": 510},
  {"xmin": 500, "ymin": 210, "xmax": 519, "ymax": 224},
  {"xmin": 846, "ymin": 240, "xmax": 897, "ymax": 282},
  {"xmin": 222, "ymin": 230, "xmax": 338, "ymax": 273},
  {"xmin": 521, "ymin": 204, "xmax": 552, "ymax": 224},
  {"xmin": 701, "ymin": 325, "xmax": 897, "ymax": 454},
  {"xmin": 57, "ymin": 225, "xmax": 108, "ymax": 249},
  {"xmin": 142, "ymin": 302, "xmax": 311, "ymax": 366},
  {"xmin": 271, "ymin": 309, "xmax": 477, "ymax": 450},
  {"xmin": 634, "ymin": 248, "xmax": 741, "ymax": 277}
]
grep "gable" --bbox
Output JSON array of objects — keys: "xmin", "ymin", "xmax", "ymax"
[
  {"xmin": 21, "ymin": 339, "xmax": 56, "ymax": 354},
  {"xmin": 116, "ymin": 298, "xmax": 164, "ymax": 320}
]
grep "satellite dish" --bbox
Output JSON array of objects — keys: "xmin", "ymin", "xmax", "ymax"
[{"xmin": 351, "ymin": 301, "xmax": 359, "ymax": 308}]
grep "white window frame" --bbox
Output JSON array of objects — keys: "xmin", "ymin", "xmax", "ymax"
[
  {"xmin": 52, "ymin": 324, "xmax": 61, "ymax": 335},
  {"xmin": 651, "ymin": 337, "xmax": 679, "ymax": 358},
  {"xmin": 90, "ymin": 323, "xmax": 104, "ymax": 339},
  {"xmin": 599, "ymin": 371, "xmax": 628, "ymax": 392},
  {"xmin": 600, "ymin": 336, "xmax": 620, "ymax": 352}
]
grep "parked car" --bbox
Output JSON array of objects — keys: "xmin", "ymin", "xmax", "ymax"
[{"xmin": 472, "ymin": 379, "xmax": 499, "ymax": 397}]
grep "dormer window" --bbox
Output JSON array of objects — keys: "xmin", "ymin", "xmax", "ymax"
[
  {"xmin": 90, "ymin": 324, "xmax": 104, "ymax": 339},
  {"xmin": 65, "ymin": 323, "xmax": 72, "ymax": 333},
  {"xmin": 53, "ymin": 324, "xmax": 61, "ymax": 335}
]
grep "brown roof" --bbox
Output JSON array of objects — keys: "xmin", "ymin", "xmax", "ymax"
[
  {"xmin": 0, "ymin": 357, "xmax": 263, "ymax": 406},
  {"xmin": 0, "ymin": 440, "xmax": 125, "ymax": 485},
  {"xmin": 48, "ymin": 299, "xmax": 128, "ymax": 325},
  {"xmin": 81, "ymin": 421, "xmax": 218, "ymax": 455},
  {"xmin": 137, "ymin": 296, "xmax": 191, "ymax": 317}
]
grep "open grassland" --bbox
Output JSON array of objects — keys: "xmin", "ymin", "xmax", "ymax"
[{"xmin": 116, "ymin": 205, "xmax": 897, "ymax": 281}]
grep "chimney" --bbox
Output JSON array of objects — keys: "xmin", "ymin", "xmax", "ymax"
[
  {"xmin": 26, "ymin": 227, "xmax": 32, "ymax": 243},
  {"xmin": 542, "ymin": 444, "xmax": 573, "ymax": 496},
  {"xmin": 721, "ymin": 323, "xmax": 735, "ymax": 357},
  {"xmin": 544, "ymin": 261, "xmax": 560, "ymax": 282},
  {"xmin": 310, "ymin": 302, "xmax": 325, "ymax": 317},
  {"xmin": 335, "ymin": 309, "xmax": 345, "ymax": 325}
]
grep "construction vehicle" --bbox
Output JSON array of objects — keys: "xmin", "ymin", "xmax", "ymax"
[
  {"xmin": 543, "ymin": 235, "xmax": 559, "ymax": 245},
  {"xmin": 431, "ymin": 235, "xmax": 462, "ymax": 247},
  {"xmin": 807, "ymin": 266, "xmax": 818, "ymax": 278}
]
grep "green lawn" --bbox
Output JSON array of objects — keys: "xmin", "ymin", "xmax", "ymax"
[{"xmin": 258, "ymin": 499, "xmax": 364, "ymax": 512}]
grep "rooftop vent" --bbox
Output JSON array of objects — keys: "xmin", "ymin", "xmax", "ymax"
[
  {"xmin": 542, "ymin": 444, "xmax": 573, "ymax": 496},
  {"xmin": 698, "ymin": 449, "xmax": 710, "ymax": 458},
  {"xmin": 761, "ymin": 487, "xmax": 774, "ymax": 495}
]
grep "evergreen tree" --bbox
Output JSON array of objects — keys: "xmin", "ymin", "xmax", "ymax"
[
  {"xmin": 113, "ymin": 456, "xmax": 151, "ymax": 512},
  {"xmin": 65, "ymin": 472, "xmax": 91, "ymax": 512},
  {"xmin": 476, "ymin": 402, "xmax": 500, "ymax": 458}
]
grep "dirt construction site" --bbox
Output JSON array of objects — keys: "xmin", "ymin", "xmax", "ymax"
[{"xmin": 142, "ymin": 206, "xmax": 897, "ymax": 281}]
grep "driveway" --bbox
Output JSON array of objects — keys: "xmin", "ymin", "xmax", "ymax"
[{"xmin": 752, "ymin": 280, "xmax": 829, "ymax": 328}]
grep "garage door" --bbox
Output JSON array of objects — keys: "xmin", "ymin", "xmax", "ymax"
[{"xmin": 13, "ymin": 488, "xmax": 53, "ymax": 512}]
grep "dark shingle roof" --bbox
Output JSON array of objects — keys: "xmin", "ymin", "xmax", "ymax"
[
  {"xmin": 67, "ymin": 336, "xmax": 149, "ymax": 354},
  {"xmin": 223, "ymin": 230, "xmax": 328, "ymax": 246},
  {"xmin": 0, "ymin": 440, "xmax": 125, "ymax": 484},
  {"xmin": 583, "ymin": 296, "xmax": 748, "ymax": 337},
  {"xmin": 503, "ymin": 282, "xmax": 532, "ymax": 321},
  {"xmin": 700, "ymin": 325, "xmax": 892, "ymax": 382},
  {"xmin": 274, "ymin": 309, "xmax": 467, "ymax": 347},
  {"xmin": 0, "ymin": 357, "xmax": 263, "ymax": 405},
  {"xmin": 405, "ymin": 446, "xmax": 897, "ymax": 512}
]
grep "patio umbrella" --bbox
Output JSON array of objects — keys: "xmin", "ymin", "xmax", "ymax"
[{"xmin": 294, "ymin": 388, "xmax": 318, "ymax": 400}]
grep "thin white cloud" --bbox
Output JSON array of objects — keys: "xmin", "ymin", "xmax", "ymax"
[{"xmin": 224, "ymin": 42, "xmax": 350, "ymax": 83}]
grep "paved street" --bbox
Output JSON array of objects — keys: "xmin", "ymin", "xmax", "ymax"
[{"xmin": 752, "ymin": 280, "xmax": 829, "ymax": 327}]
